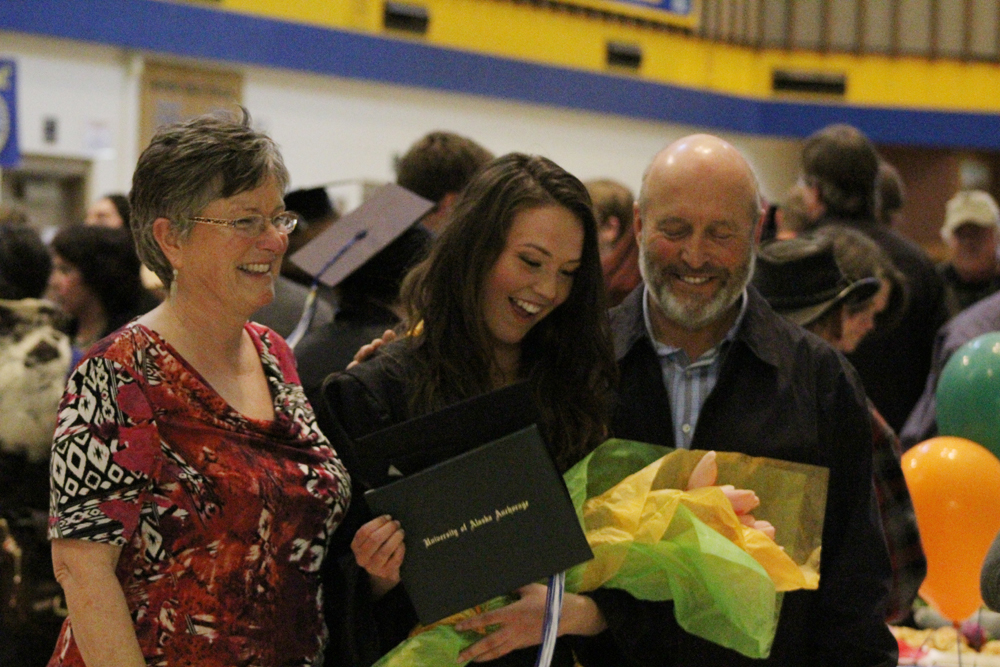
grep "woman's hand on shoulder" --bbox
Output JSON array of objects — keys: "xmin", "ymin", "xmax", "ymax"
[
  {"xmin": 687, "ymin": 451, "xmax": 776, "ymax": 540},
  {"xmin": 346, "ymin": 329, "xmax": 397, "ymax": 370},
  {"xmin": 351, "ymin": 514, "xmax": 405, "ymax": 597},
  {"xmin": 453, "ymin": 585, "xmax": 606, "ymax": 662}
]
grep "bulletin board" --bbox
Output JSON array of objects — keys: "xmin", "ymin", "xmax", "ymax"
[{"xmin": 139, "ymin": 61, "xmax": 243, "ymax": 152}]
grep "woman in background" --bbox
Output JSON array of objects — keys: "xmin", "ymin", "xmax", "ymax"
[
  {"xmin": 810, "ymin": 225, "xmax": 905, "ymax": 355},
  {"xmin": 47, "ymin": 110, "xmax": 351, "ymax": 667},
  {"xmin": 84, "ymin": 193, "xmax": 130, "ymax": 229},
  {"xmin": 48, "ymin": 224, "xmax": 154, "ymax": 351},
  {"xmin": 754, "ymin": 228, "xmax": 926, "ymax": 624}
]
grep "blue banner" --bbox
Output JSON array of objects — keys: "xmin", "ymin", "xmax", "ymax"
[
  {"xmin": 559, "ymin": 0, "xmax": 696, "ymax": 28},
  {"xmin": 0, "ymin": 59, "xmax": 18, "ymax": 168},
  {"xmin": 611, "ymin": 0, "xmax": 692, "ymax": 15}
]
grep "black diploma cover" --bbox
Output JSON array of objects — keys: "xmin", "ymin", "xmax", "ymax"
[
  {"xmin": 364, "ymin": 424, "xmax": 594, "ymax": 625},
  {"xmin": 352, "ymin": 380, "xmax": 539, "ymax": 489}
]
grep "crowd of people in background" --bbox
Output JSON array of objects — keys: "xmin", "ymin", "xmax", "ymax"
[{"xmin": 2, "ymin": 111, "xmax": 1000, "ymax": 667}]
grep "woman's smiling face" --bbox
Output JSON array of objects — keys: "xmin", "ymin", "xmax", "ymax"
[
  {"xmin": 172, "ymin": 176, "xmax": 289, "ymax": 320},
  {"xmin": 480, "ymin": 204, "xmax": 584, "ymax": 356}
]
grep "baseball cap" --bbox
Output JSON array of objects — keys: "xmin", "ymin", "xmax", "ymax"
[{"xmin": 941, "ymin": 190, "xmax": 1000, "ymax": 242}]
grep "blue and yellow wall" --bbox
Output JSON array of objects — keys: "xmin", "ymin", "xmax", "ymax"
[{"xmin": 2, "ymin": 0, "xmax": 999, "ymax": 149}]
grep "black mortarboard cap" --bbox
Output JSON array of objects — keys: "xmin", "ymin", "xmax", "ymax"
[{"xmin": 289, "ymin": 183, "xmax": 434, "ymax": 288}]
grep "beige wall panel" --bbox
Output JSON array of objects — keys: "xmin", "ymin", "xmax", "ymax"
[{"xmin": 139, "ymin": 61, "xmax": 243, "ymax": 153}]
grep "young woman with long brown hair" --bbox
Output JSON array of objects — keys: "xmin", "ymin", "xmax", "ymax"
[{"xmin": 322, "ymin": 153, "xmax": 617, "ymax": 666}]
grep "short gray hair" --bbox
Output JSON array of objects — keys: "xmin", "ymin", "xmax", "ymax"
[{"xmin": 129, "ymin": 108, "xmax": 289, "ymax": 287}]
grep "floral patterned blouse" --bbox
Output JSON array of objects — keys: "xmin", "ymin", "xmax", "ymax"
[{"xmin": 47, "ymin": 322, "xmax": 351, "ymax": 667}]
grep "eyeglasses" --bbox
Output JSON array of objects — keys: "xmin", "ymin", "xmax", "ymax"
[{"xmin": 189, "ymin": 211, "xmax": 300, "ymax": 238}]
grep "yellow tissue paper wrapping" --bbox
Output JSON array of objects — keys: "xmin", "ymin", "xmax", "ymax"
[{"xmin": 372, "ymin": 439, "xmax": 828, "ymax": 666}]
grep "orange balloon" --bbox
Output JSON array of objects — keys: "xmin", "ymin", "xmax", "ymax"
[{"xmin": 902, "ymin": 436, "xmax": 1000, "ymax": 621}]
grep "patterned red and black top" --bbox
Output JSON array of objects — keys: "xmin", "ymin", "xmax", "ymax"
[{"xmin": 47, "ymin": 322, "xmax": 351, "ymax": 667}]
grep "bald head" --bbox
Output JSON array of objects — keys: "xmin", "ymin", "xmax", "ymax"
[
  {"xmin": 638, "ymin": 134, "xmax": 761, "ymax": 225},
  {"xmin": 634, "ymin": 134, "xmax": 763, "ymax": 341}
]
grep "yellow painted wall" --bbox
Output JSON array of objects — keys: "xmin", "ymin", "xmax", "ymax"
[{"xmin": 213, "ymin": 0, "xmax": 1000, "ymax": 113}]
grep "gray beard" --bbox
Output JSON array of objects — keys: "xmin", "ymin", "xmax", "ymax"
[{"xmin": 639, "ymin": 244, "xmax": 755, "ymax": 332}]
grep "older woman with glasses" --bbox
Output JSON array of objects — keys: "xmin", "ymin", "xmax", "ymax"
[{"xmin": 46, "ymin": 111, "xmax": 351, "ymax": 667}]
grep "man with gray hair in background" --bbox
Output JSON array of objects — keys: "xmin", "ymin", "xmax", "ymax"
[
  {"xmin": 583, "ymin": 134, "xmax": 896, "ymax": 666},
  {"xmin": 938, "ymin": 189, "xmax": 1000, "ymax": 317},
  {"xmin": 903, "ymin": 196, "xmax": 1000, "ymax": 444}
]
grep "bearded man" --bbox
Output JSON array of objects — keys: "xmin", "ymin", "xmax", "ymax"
[{"xmin": 580, "ymin": 135, "xmax": 897, "ymax": 666}]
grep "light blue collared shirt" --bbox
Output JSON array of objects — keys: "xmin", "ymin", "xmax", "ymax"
[{"xmin": 642, "ymin": 286, "xmax": 748, "ymax": 449}]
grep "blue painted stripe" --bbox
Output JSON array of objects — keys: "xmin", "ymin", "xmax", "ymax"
[{"xmin": 2, "ymin": 0, "xmax": 999, "ymax": 148}]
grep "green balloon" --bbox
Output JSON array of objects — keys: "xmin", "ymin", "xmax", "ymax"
[{"xmin": 937, "ymin": 332, "xmax": 1000, "ymax": 459}]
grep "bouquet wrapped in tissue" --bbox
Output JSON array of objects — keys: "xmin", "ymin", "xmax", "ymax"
[{"xmin": 374, "ymin": 439, "xmax": 828, "ymax": 665}]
